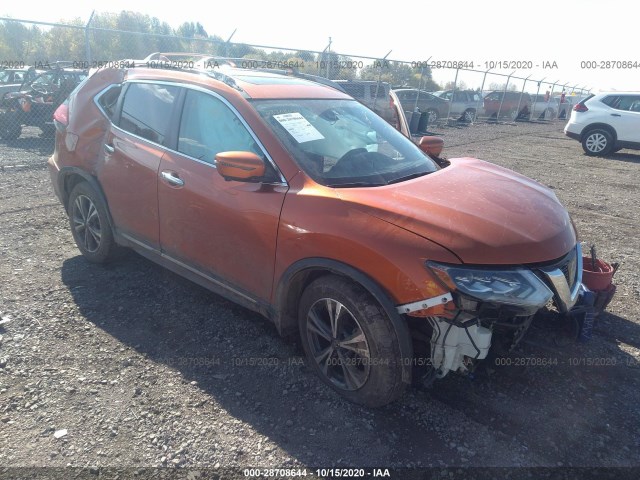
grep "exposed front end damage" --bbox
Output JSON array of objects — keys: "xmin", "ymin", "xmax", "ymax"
[
  {"xmin": 401, "ymin": 244, "xmax": 584, "ymax": 383},
  {"xmin": 427, "ymin": 316, "xmax": 492, "ymax": 377}
]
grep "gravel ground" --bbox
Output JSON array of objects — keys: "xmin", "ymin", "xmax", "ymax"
[{"xmin": 0, "ymin": 121, "xmax": 639, "ymax": 479}]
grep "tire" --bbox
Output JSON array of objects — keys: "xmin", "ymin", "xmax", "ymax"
[
  {"xmin": 581, "ymin": 128, "xmax": 613, "ymax": 156},
  {"xmin": 298, "ymin": 275, "xmax": 406, "ymax": 407},
  {"xmin": 462, "ymin": 109, "xmax": 475, "ymax": 123},
  {"xmin": 68, "ymin": 182, "xmax": 118, "ymax": 263},
  {"xmin": 426, "ymin": 109, "xmax": 438, "ymax": 124},
  {"xmin": 0, "ymin": 121, "xmax": 21, "ymax": 141}
]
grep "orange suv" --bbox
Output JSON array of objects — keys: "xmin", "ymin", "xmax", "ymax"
[{"xmin": 48, "ymin": 56, "xmax": 582, "ymax": 407}]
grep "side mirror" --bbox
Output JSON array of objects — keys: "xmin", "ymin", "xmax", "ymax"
[
  {"xmin": 215, "ymin": 151, "xmax": 266, "ymax": 182},
  {"xmin": 418, "ymin": 136, "xmax": 444, "ymax": 158}
]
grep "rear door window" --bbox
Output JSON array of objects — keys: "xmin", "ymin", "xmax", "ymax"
[
  {"xmin": 370, "ymin": 84, "xmax": 388, "ymax": 99},
  {"xmin": 604, "ymin": 95, "xmax": 640, "ymax": 111},
  {"xmin": 403, "ymin": 91, "xmax": 418, "ymax": 102},
  {"xmin": 118, "ymin": 82, "xmax": 179, "ymax": 144}
]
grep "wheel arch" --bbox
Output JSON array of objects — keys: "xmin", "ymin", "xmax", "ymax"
[
  {"xmin": 273, "ymin": 258, "xmax": 413, "ymax": 384},
  {"xmin": 58, "ymin": 167, "xmax": 115, "ymax": 229},
  {"xmin": 581, "ymin": 123, "xmax": 618, "ymax": 142}
]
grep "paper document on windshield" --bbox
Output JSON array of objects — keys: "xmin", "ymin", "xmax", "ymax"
[{"xmin": 273, "ymin": 113, "xmax": 325, "ymax": 143}]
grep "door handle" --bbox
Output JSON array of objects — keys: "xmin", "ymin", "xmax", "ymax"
[
  {"xmin": 611, "ymin": 113, "xmax": 621, "ymax": 117},
  {"xmin": 161, "ymin": 171, "xmax": 185, "ymax": 187},
  {"xmin": 104, "ymin": 143, "xmax": 115, "ymax": 154}
]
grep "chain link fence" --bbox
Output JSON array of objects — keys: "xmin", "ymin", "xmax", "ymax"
[{"xmin": 0, "ymin": 17, "xmax": 591, "ymax": 149}]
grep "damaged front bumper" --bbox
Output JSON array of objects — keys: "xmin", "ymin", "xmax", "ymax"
[{"xmin": 399, "ymin": 244, "xmax": 584, "ymax": 379}]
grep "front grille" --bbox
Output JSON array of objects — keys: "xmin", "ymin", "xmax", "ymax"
[
  {"xmin": 560, "ymin": 248, "xmax": 578, "ymax": 291},
  {"xmin": 530, "ymin": 244, "xmax": 582, "ymax": 313}
]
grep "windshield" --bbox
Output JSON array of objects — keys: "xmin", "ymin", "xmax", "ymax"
[
  {"xmin": 30, "ymin": 71, "xmax": 85, "ymax": 90},
  {"xmin": 0, "ymin": 71, "xmax": 17, "ymax": 83},
  {"xmin": 252, "ymin": 99, "xmax": 438, "ymax": 187},
  {"xmin": 31, "ymin": 72, "xmax": 56, "ymax": 87}
]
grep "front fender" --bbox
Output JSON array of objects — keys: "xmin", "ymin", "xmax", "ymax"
[{"xmin": 274, "ymin": 257, "xmax": 414, "ymax": 385}]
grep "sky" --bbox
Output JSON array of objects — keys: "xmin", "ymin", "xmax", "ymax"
[{"xmin": 1, "ymin": 0, "xmax": 638, "ymax": 92}]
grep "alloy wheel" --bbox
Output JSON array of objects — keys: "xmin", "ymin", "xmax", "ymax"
[
  {"xmin": 72, "ymin": 194, "xmax": 102, "ymax": 253},
  {"xmin": 306, "ymin": 298, "xmax": 371, "ymax": 391},
  {"xmin": 585, "ymin": 132, "xmax": 607, "ymax": 153},
  {"xmin": 463, "ymin": 109, "xmax": 475, "ymax": 123}
]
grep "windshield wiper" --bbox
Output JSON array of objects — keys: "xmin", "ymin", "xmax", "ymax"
[
  {"xmin": 386, "ymin": 171, "xmax": 431, "ymax": 184},
  {"xmin": 325, "ymin": 181, "xmax": 386, "ymax": 188}
]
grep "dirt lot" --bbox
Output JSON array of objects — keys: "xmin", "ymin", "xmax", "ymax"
[{"xmin": 0, "ymin": 121, "xmax": 639, "ymax": 479}]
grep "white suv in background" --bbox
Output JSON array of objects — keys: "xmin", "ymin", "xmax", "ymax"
[{"xmin": 564, "ymin": 92, "xmax": 640, "ymax": 155}]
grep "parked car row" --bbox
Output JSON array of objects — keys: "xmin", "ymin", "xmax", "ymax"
[
  {"xmin": 0, "ymin": 64, "xmax": 88, "ymax": 140},
  {"xmin": 0, "ymin": 66, "xmax": 43, "ymax": 97},
  {"xmin": 390, "ymin": 88, "xmax": 589, "ymax": 128}
]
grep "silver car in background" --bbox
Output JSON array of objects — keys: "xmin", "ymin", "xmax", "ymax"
[
  {"xmin": 432, "ymin": 90, "xmax": 483, "ymax": 122},
  {"xmin": 530, "ymin": 94, "xmax": 558, "ymax": 120}
]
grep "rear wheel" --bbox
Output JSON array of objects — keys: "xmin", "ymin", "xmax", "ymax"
[
  {"xmin": 582, "ymin": 128, "xmax": 613, "ymax": 156},
  {"xmin": 298, "ymin": 275, "xmax": 406, "ymax": 407},
  {"xmin": 426, "ymin": 109, "xmax": 438, "ymax": 124},
  {"xmin": 68, "ymin": 182, "xmax": 118, "ymax": 263},
  {"xmin": 462, "ymin": 109, "xmax": 475, "ymax": 123},
  {"xmin": 0, "ymin": 116, "xmax": 21, "ymax": 141}
]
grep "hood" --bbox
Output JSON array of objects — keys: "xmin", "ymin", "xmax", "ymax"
[{"xmin": 336, "ymin": 157, "xmax": 576, "ymax": 264}]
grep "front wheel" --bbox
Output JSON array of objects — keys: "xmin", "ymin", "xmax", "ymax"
[
  {"xmin": 298, "ymin": 276, "xmax": 406, "ymax": 407},
  {"xmin": 68, "ymin": 182, "xmax": 118, "ymax": 263},
  {"xmin": 582, "ymin": 129, "xmax": 613, "ymax": 156}
]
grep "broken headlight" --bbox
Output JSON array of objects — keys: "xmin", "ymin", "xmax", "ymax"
[{"xmin": 426, "ymin": 262, "xmax": 553, "ymax": 309}]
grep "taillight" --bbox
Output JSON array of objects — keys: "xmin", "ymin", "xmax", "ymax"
[
  {"xmin": 574, "ymin": 103, "xmax": 588, "ymax": 112},
  {"xmin": 53, "ymin": 103, "xmax": 69, "ymax": 130}
]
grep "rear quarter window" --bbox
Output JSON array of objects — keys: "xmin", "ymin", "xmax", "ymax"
[{"xmin": 96, "ymin": 85, "xmax": 122, "ymax": 119}]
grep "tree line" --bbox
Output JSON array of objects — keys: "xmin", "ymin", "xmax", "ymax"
[{"xmin": 0, "ymin": 12, "xmax": 439, "ymax": 90}]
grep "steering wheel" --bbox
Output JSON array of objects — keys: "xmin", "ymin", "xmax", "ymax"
[
  {"xmin": 337, "ymin": 147, "xmax": 368, "ymax": 164},
  {"xmin": 329, "ymin": 148, "xmax": 369, "ymax": 175}
]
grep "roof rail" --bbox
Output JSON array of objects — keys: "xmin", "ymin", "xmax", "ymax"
[
  {"xmin": 143, "ymin": 52, "xmax": 235, "ymax": 67},
  {"xmin": 209, "ymin": 57, "xmax": 346, "ymax": 93},
  {"xmin": 97, "ymin": 52, "xmax": 346, "ymax": 94}
]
